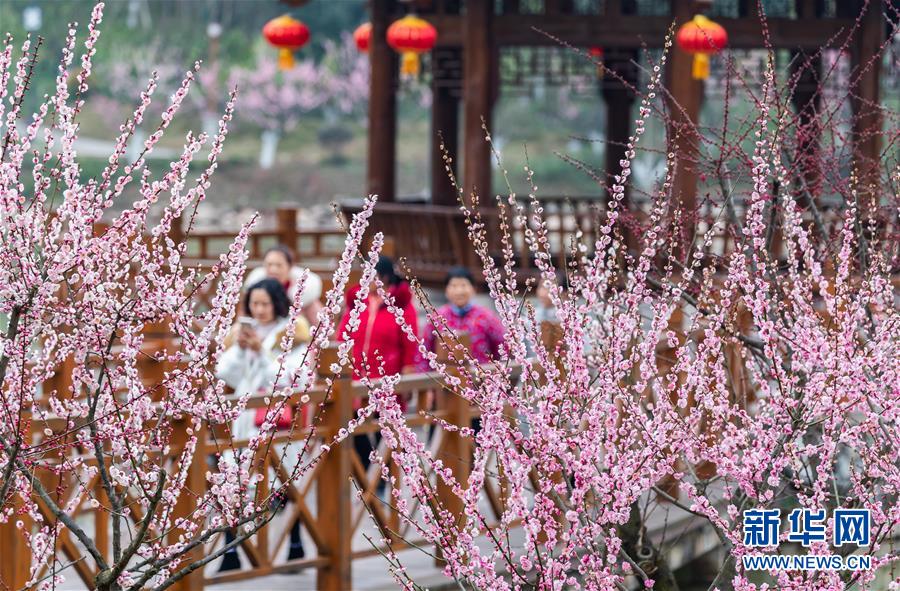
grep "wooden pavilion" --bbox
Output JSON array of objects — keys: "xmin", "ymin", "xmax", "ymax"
[{"xmin": 349, "ymin": 0, "xmax": 891, "ymax": 281}]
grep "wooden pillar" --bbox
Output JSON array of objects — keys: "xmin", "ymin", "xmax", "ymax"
[
  {"xmin": 545, "ymin": 0, "xmax": 575, "ymax": 14},
  {"xmin": 167, "ymin": 215, "xmax": 184, "ymax": 250},
  {"xmin": 94, "ymin": 477, "xmax": 110, "ymax": 561},
  {"xmin": 602, "ymin": 50, "xmax": 638, "ymax": 206},
  {"xmin": 168, "ymin": 420, "xmax": 207, "ymax": 591},
  {"xmin": 790, "ymin": 50, "xmax": 822, "ymax": 205},
  {"xmin": 367, "ymin": 0, "xmax": 398, "ymax": 202},
  {"xmin": 431, "ymin": 48, "xmax": 462, "ymax": 205},
  {"xmin": 316, "ymin": 348, "xmax": 353, "ymax": 591},
  {"xmin": 0, "ymin": 497, "xmax": 31, "ymax": 589},
  {"xmin": 500, "ymin": 0, "xmax": 519, "ymax": 14},
  {"xmin": 794, "ymin": 0, "xmax": 820, "ymax": 19},
  {"xmin": 462, "ymin": 0, "xmax": 494, "ymax": 202},
  {"xmin": 667, "ymin": 0, "xmax": 705, "ymax": 255},
  {"xmin": 434, "ymin": 373, "xmax": 472, "ymax": 566},
  {"xmin": 737, "ymin": 0, "xmax": 759, "ymax": 17},
  {"xmin": 276, "ymin": 206, "xmax": 299, "ymax": 254},
  {"xmin": 602, "ymin": 49, "xmax": 638, "ymax": 253},
  {"xmin": 850, "ymin": 0, "xmax": 883, "ymax": 217}
]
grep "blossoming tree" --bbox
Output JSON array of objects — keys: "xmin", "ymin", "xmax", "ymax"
[
  {"xmin": 0, "ymin": 5, "xmax": 377, "ymax": 590},
  {"xmin": 351, "ymin": 22, "xmax": 900, "ymax": 591},
  {"xmin": 230, "ymin": 34, "xmax": 431, "ymax": 170},
  {"xmin": 90, "ymin": 40, "xmax": 184, "ymax": 162}
]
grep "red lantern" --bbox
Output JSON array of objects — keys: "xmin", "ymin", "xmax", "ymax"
[
  {"xmin": 386, "ymin": 15, "xmax": 437, "ymax": 78},
  {"xmin": 589, "ymin": 46, "xmax": 604, "ymax": 78},
  {"xmin": 676, "ymin": 15, "xmax": 727, "ymax": 80},
  {"xmin": 353, "ymin": 22, "xmax": 372, "ymax": 53},
  {"xmin": 263, "ymin": 15, "xmax": 310, "ymax": 70}
]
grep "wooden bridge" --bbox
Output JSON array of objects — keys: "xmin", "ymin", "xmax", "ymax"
[
  {"xmin": 1, "ymin": 204, "xmax": 882, "ymax": 591},
  {"xmin": 3, "ymin": 334, "xmax": 723, "ymax": 591},
  {"xmin": 0, "ymin": 205, "xmax": 732, "ymax": 590}
]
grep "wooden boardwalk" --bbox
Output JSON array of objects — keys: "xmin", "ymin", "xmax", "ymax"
[
  {"xmin": 53, "ymin": 503, "xmax": 480, "ymax": 591},
  {"xmin": 14, "ymin": 215, "xmax": 727, "ymax": 591},
  {"xmin": 54, "ymin": 491, "xmax": 718, "ymax": 591}
]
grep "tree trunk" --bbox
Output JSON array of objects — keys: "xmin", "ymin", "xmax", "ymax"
[
  {"xmin": 259, "ymin": 129, "xmax": 280, "ymax": 170},
  {"xmin": 201, "ymin": 111, "xmax": 218, "ymax": 138},
  {"xmin": 619, "ymin": 502, "xmax": 680, "ymax": 591},
  {"xmin": 126, "ymin": 127, "xmax": 146, "ymax": 165}
]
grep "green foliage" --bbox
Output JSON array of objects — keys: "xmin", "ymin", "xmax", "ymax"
[
  {"xmin": 218, "ymin": 28, "xmax": 257, "ymax": 70},
  {"xmin": 317, "ymin": 123, "xmax": 355, "ymax": 165},
  {"xmin": 1, "ymin": 0, "xmax": 366, "ymax": 113}
]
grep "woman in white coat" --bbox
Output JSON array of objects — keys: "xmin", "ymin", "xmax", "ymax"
[
  {"xmin": 216, "ymin": 278, "xmax": 312, "ymax": 568},
  {"xmin": 243, "ymin": 245, "xmax": 323, "ymax": 326}
]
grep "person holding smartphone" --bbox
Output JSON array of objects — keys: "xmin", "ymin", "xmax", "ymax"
[
  {"xmin": 218, "ymin": 278, "xmax": 312, "ymax": 433},
  {"xmin": 215, "ymin": 278, "xmax": 312, "ymax": 568}
]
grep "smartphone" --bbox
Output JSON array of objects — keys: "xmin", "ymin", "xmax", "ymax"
[{"xmin": 238, "ymin": 316, "xmax": 258, "ymax": 330}]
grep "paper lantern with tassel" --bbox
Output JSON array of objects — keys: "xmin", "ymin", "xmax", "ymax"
[
  {"xmin": 354, "ymin": 22, "xmax": 372, "ymax": 53},
  {"xmin": 386, "ymin": 15, "xmax": 437, "ymax": 78},
  {"xmin": 675, "ymin": 14, "xmax": 727, "ymax": 80},
  {"xmin": 263, "ymin": 15, "xmax": 310, "ymax": 70}
]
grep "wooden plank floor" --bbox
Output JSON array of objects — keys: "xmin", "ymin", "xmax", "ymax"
[
  {"xmin": 52, "ymin": 515, "xmax": 471, "ymax": 591},
  {"xmin": 54, "ymin": 492, "xmax": 717, "ymax": 590}
]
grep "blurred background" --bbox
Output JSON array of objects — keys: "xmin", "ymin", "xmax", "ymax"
[
  {"xmin": 0, "ymin": 0, "xmax": 625, "ymax": 230},
  {"xmin": 2, "ymin": 1, "xmax": 897, "ymax": 232}
]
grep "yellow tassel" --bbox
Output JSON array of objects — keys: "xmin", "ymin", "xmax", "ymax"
[
  {"xmin": 278, "ymin": 48, "xmax": 295, "ymax": 70},
  {"xmin": 400, "ymin": 52, "xmax": 420, "ymax": 78},
  {"xmin": 692, "ymin": 53, "xmax": 710, "ymax": 80}
]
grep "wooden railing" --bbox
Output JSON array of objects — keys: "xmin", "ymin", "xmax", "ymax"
[
  {"xmin": 339, "ymin": 197, "xmax": 611, "ymax": 284},
  {"xmin": 338, "ymin": 195, "xmax": 735, "ymax": 282},
  {"xmin": 1, "ymin": 338, "xmax": 517, "ymax": 591},
  {"xmin": 108, "ymin": 198, "xmax": 883, "ymax": 294},
  {"xmin": 89, "ymin": 198, "xmax": 611, "ymax": 288},
  {"xmin": 340, "ymin": 196, "xmax": 875, "ymax": 284},
  {"xmin": 168, "ymin": 199, "xmax": 607, "ymax": 285},
  {"xmin": 171, "ymin": 207, "xmax": 347, "ymax": 264},
  {"xmin": 166, "ymin": 198, "xmax": 746, "ymax": 287}
]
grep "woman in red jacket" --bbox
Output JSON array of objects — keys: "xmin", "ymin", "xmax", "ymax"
[
  {"xmin": 336, "ymin": 256, "xmax": 419, "ymax": 469},
  {"xmin": 337, "ymin": 256, "xmax": 419, "ymax": 380}
]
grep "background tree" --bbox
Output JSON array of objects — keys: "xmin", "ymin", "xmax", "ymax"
[{"xmin": 229, "ymin": 55, "xmax": 329, "ymax": 169}]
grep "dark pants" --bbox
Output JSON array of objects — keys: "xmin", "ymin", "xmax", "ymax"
[
  {"xmin": 288, "ymin": 518, "xmax": 305, "ymax": 560},
  {"xmin": 354, "ymin": 432, "xmax": 382, "ymax": 471},
  {"xmin": 219, "ymin": 518, "xmax": 304, "ymax": 571}
]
